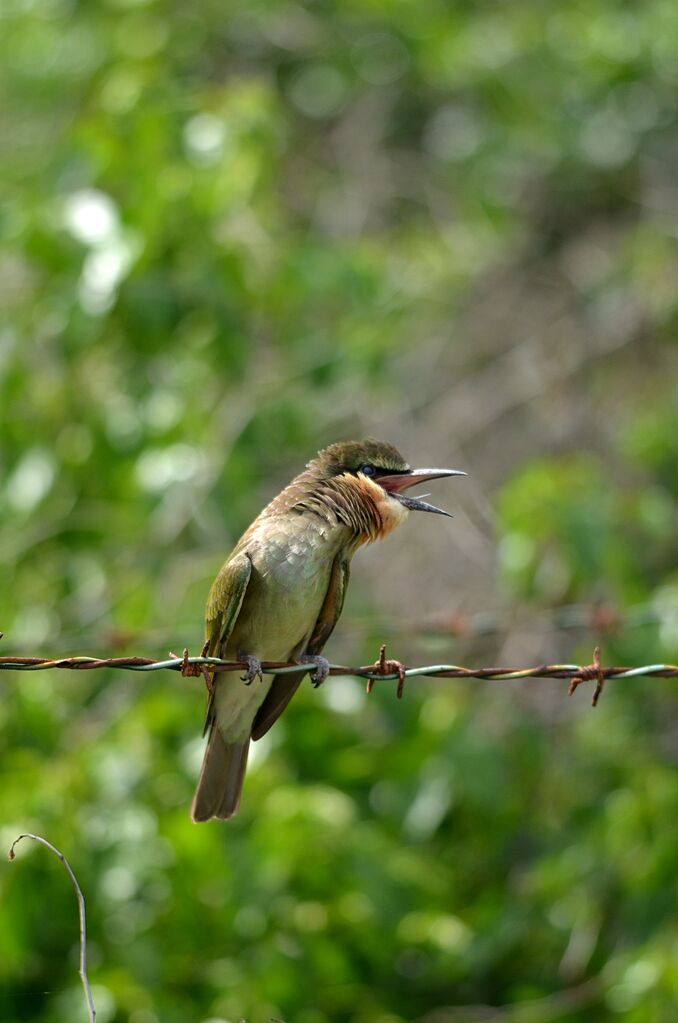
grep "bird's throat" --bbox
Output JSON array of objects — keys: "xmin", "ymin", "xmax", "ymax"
[{"xmin": 326, "ymin": 473, "xmax": 408, "ymax": 544}]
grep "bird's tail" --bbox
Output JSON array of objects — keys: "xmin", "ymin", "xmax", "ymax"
[{"xmin": 191, "ymin": 726, "xmax": 250, "ymax": 822}]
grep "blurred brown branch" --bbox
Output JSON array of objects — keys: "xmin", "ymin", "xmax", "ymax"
[
  {"xmin": 411, "ymin": 598, "xmax": 676, "ymax": 638},
  {"xmin": 416, "ymin": 975, "xmax": 602, "ymax": 1022}
]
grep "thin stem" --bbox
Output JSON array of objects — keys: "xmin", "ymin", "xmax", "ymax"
[{"xmin": 8, "ymin": 833, "xmax": 96, "ymax": 1023}]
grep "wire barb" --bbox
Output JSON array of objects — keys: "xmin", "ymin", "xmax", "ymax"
[
  {"xmin": 169, "ymin": 641, "xmax": 214, "ymax": 693},
  {"xmin": 568, "ymin": 645, "xmax": 607, "ymax": 705},
  {"xmin": 366, "ymin": 643, "xmax": 407, "ymax": 699}
]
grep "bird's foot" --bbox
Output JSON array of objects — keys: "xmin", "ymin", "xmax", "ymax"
[
  {"xmin": 298, "ymin": 654, "xmax": 330, "ymax": 687},
  {"xmin": 240, "ymin": 653, "xmax": 264, "ymax": 685}
]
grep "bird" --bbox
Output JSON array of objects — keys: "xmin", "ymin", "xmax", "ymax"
[{"xmin": 191, "ymin": 439, "xmax": 465, "ymax": 821}]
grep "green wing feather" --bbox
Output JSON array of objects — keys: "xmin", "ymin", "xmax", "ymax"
[
  {"xmin": 251, "ymin": 552, "xmax": 350, "ymax": 740},
  {"xmin": 306, "ymin": 554, "xmax": 350, "ymax": 655},
  {"xmin": 205, "ymin": 550, "xmax": 252, "ymax": 654},
  {"xmin": 202, "ymin": 551, "xmax": 252, "ymax": 734}
]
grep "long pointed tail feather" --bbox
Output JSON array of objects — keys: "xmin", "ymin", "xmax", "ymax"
[{"xmin": 191, "ymin": 727, "xmax": 250, "ymax": 822}]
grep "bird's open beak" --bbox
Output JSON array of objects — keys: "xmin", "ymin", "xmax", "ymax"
[{"xmin": 376, "ymin": 467, "xmax": 466, "ymax": 518}]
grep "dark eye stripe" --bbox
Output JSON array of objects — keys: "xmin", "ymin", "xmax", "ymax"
[
  {"xmin": 357, "ymin": 465, "xmax": 408, "ymax": 477},
  {"xmin": 334, "ymin": 464, "xmax": 409, "ymax": 477}
]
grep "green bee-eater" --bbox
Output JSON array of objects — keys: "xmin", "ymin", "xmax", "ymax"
[{"xmin": 192, "ymin": 439, "xmax": 465, "ymax": 821}]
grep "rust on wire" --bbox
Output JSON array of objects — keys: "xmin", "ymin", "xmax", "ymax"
[
  {"xmin": 568, "ymin": 645, "xmax": 607, "ymax": 706},
  {"xmin": 364, "ymin": 644, "xmax": 407, "ymax": 697},
  {"xmin": 169, "ymin": 640, "xmax": 214, "ymax": 693}
]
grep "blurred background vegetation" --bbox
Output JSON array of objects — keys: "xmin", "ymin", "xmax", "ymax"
[{"xmin": 1, "ymin": 0, "xmax": 678, "ymax": 1020}]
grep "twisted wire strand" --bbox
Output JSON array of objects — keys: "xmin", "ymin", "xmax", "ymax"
[{"xmin": 0, "ymin": 651, "xmax": 676, "ymax": 683}]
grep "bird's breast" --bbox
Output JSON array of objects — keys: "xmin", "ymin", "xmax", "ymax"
[{"xmin": 227, "ymin": 517, "xmax": 343, "ymax": 661}]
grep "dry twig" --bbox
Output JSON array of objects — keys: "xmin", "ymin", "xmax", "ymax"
[{"xmin": 8, "ymin": 833, "xmax": 96, "ymax": 1022}]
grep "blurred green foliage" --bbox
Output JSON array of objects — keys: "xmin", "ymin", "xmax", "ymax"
[{"xmin": 1, "ymin": 0, "xmax": 678, "ymax": 1021}]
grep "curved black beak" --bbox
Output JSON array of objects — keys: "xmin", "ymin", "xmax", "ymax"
[{"xmin": 376, "ymin": 467, "xmax": 466, "ymax": 518}]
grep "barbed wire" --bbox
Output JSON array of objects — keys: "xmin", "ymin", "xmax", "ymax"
[{"xmin": 1, "ymin": 634, "xmax": 676, "ymax": 706}]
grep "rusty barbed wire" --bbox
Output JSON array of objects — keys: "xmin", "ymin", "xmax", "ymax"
[{"xmin": 1, "ymin": 634, "xmax": 676, "ymax": 706}]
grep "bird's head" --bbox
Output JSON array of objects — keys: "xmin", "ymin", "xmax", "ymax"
[{"xmin": 308, "ymin": 439, "xmax": 466, "ymax": 536}]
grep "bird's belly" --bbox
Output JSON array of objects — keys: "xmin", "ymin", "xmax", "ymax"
[
  {"xmin": 215, "ymin": 556, "xmax": 330, "ymax": 742},
  {"xmin": 213, "ymin": 670, "xmax": 274, "ymax": 742}
]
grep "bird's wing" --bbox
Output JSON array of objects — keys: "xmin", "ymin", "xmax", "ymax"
[
  {"xmin": 205, "ymin": 550, "xmax": 252, "ymax": 654},
  {"xmin": 202, "ymin": 550, "xmax": 252, "ymax": 734},
  {"xmin": 251, "ymin": 551, "xmax": 350, "ymax": 740}
]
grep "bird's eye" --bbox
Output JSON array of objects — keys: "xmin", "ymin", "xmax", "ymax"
[{"xmin": 359, "ymin": 464, "xmax": 375, "ymax": 476}]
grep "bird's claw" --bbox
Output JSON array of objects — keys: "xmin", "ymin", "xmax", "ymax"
[
  {"xmin": 240, "ymin": 654, "xmax": 264, "ymax": 685},
  {"xmin": 299, "ymin": 654, "xmax": 330, "ymax": 687}
]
